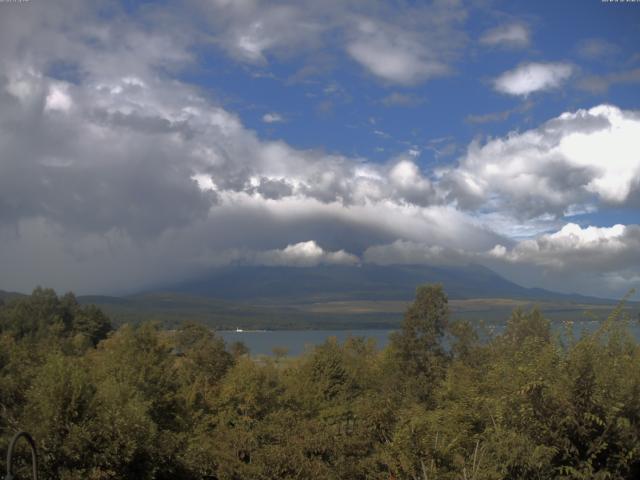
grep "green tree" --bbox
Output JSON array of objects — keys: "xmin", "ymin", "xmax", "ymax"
[
  {"xmin": 174, "ymin": 322, "xmax": 233, "ymax": 410},
  {"xmin": 0, "ymin": 289, "xmax": 111, "ymax": 347},
  {"xmin": 389, "ymin": 283, "xmax": 450, "ymax": 404}
]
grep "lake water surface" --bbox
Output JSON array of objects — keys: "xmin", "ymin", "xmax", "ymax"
[
  {"xmin": 219, "ymin": 320, "xmax": 640, "ymax": 356},
  {"xmin": 220, "ymin": 329, "xmax": 393, "ymax": 356}
]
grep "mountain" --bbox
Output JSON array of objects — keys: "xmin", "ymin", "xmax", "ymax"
[
  {"xmin": 4, "ymin": 266, "xmax": 630, "ymax": 330},
  {"xmin": 161, "ymin": 263, "xmax": 607, "ymax": 304},
  {"xmin": 71, "ymin": 263, "xmax": 635, "ymax": 329},
  {"xmin": 0, "ymin": 289, "xmax": 25, "ymax": 303}
]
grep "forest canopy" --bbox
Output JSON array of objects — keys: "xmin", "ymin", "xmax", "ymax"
[{"xmin": 1, "ymin": 286, "xmax": 640, "ymax": 479}]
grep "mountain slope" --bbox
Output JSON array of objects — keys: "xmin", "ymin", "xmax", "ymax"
[
  {"xmin": 0, "ymin": 289, "xmax": 25, "ymax": 303},
  {"xmin": 161, "ymin": 263, "xmax": 609, "ymax": 304},
  {"xmin": 73, "ymin": 263, "xmax": 633, "ymax": 329}
]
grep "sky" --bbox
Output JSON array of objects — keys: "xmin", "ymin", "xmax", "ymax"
[{"xmin": 0, "ymin": 0, "xmax": 639, "ymax": 299}]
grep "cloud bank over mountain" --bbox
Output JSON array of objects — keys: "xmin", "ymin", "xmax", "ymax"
[{"xmin": 0, "ymin": 0, "xmax": 638, "ymax": 299}]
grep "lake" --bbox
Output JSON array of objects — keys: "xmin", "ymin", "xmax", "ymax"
[
  {"xmin": 219, "ymin": 319, "xmax": 640, "ymax": 356},
  {"xmin": 219, "ymin": 329, "xmax": 394, "ymax": 356}
]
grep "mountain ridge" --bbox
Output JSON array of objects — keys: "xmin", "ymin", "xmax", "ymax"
[
  {"xmin": 157, "ymin": 263, "xmax": 615, "ymax": 305},
  {"xmin": 4, "ymin": 265, "xmax": 636, "ymax": 330}
]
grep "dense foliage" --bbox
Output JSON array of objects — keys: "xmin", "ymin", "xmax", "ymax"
[{"xmin": 1, "ymin": 286, "xmax": 640, "ymax": 479}]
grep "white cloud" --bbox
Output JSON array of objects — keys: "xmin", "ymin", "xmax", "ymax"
[
  {"xmin": 445, "ymin": 105, "xmax": 640, "ymax": 221},
  {"xmin": 488, "ymin": 223, "xmax": 640, "ymax": 271},
  {"xmin": 1, "ymin": 0, "xmax": 638, "ymax": 300},
  {"xmin": 359, "ymin": 223, "xmax": 640, "ymax": 298},
  {"xmin": 202, "ymin": 3, "xmax": 324, "ymax": 64},
  {"xmin": 44, "ymin": 82, "xmax": 72, "ymax": 112},
  {"xmin": 5, "ymin": 69, "xmax": 44, "ymax": 105},
  {"xmin": 253, "ymin": 241, "xmax": 359, "ymax": 267},
  {"xmin": 0, "ymin": 0, "xmax": 498, "ymax": 295},
  {"xmin": 2, "ymin": 24, "xmax": 637, "ymax": 296},
  {"xmin": 354, "ymin": 221, "xmax": 640, "ymax": 299},
  {"xmin": 193, "ymin": 2, "xmax": 466, "ymax": 85},
  {"xmin": 346, "ymin": 18, "xmax": 449, "ymax": 85},
  {"xmin": 262, "ymin": 112, "xmax": 284, "ymax": 123},
  {"xmin": 388, "ymin": 158, "xmax": 435, "ymax": 206},
  {"xmin": 493, "ymin": 62, "xmax": 573, "ymax": 96},
  {"xmin": 480, "ymin": 23, "xmax": 530, "ymax": 48}
]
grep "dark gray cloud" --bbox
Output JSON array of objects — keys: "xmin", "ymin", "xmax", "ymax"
[
  {"xmin": 0, "ymin": 73, "xmax": 215, "ymax": 237},
  {"xmin": 253, "ymin": 177, "xmax": 294, "ymax": 200}
]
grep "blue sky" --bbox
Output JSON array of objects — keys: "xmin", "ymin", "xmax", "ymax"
[
  {"xmin": 184, "ymin": 0, "xmax": 640, "ymax": 187},
  {"xmin": 0, "ymin": 0, "xmax": 639, "ymax": 298}
]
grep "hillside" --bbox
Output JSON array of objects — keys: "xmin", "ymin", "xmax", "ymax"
[
  {"xmin": 0, "ymin": 289, "xmax": 25, "ymax": 303},
  {"xmin": 161, "ymin": 264, "xmax": 609, "ymax": 303},
  {"xmin": 75, "ymin": 264, "xmax": 635, "ymax": 329}
]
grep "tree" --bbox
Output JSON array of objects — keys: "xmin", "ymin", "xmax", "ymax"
[
  {"xmin": 71, "ymin": 304, "xmax": 112, "ymax": 346},
  {"xmin": 0, "ymin": 289, "xmax": 112, "ymax": 346},
  {"xmin": 174, "ymin": 322, "xmax": 233, "ymax": 410},
  {"xmin": 389, "ymin": 283, "xmax": 450, "ymax": 404}
]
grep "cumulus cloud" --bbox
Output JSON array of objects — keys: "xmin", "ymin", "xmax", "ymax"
[
  {"xmin": 0, "ymin": 192, "xmax": 505, "ymax": 294},
  {"xmin": 0, "ymin": 0, "xmax": 498, "ymax": 295},
  {"xmin": 493, "ymin": 62, "xmax": 573, "ymax": 96},
  {"xmin": 252, "ymin": 177, "xmax": 294, "ymax": 200},
  {"xmin": 0, "ymin": 55, "xmax": 443, "ymax": 242},
  {"xmin": 445, "ymin": 105, "xmax": 640, "ymax": 221},
  {"xmin": 196, "ymin": 1, "xmax": 325, "ymax": 64},
  {"xmin": 191, "ymin": 240, "xmax": 360, "ymax": 269},
  {"xmin": 189, "ymin": 1, "xmax": 466, "ymax": 86},
  {"xmin": 262, "ymin": 112, "xmax": 285, "ymax": 123},
  {"xmin": 388, "ymin": 158, "xmax": 436, "ymax": 206},
  {"xmin": 480, "ymin": 23, "xmax": 530, "ymax": 48},
  {"xmin": 360, "ymin": 223, "xmax": 640, "ymax": 298},
  {"xmin": 0, "ymin": 10, "xmax": 451, "ymax": 245},
  {"xmin": 484, "ymin": 223, "xmax": 640, "ymax": 297},
  {"xmin": 488, "ymin": 223, "xmax": 639, "ymax": 270},
  {"xmin": 346, "ymin": 18, "xmax": 450, "ymax": 85},
  {"xmin": 253, "ymin": 241, "xmax": 359, "ymax": 267},
  {"xmin": 0, "ymin": 70, "xmax": 219, "ymax": 237},
  {"xmin": 1, "ymin": 0, "xmax": 638, "ymax": 300},
  {"xmin": 44, "ymin": 82, "xmax": 73, "ymax": 112}
]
